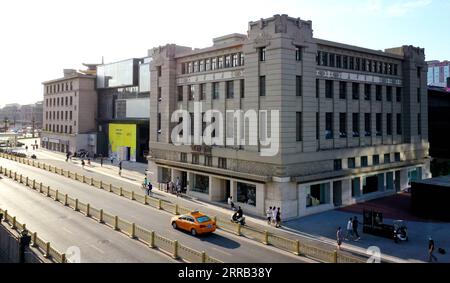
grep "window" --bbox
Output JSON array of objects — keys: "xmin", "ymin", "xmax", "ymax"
[
  {"xmin": 343, "ymin": 56, "xmax": 348, "ymax": 69},
  {"xmin": 226, "ymin": 81, "xmax": 234, "ymax": 99},
  {"xmin": 386, "ymin": 113, "xmax": 392, "ymax": 135},
  {"xmin": 239, "ymin": 53, "xmax": 245, "ymax": 66},
  {"xmin": 316, "ymin": 112, "xmax": 319, "ymax": 140},
  {"xmin": 200, "ymin": 84, "xmax": 206, "ymax": 101},
  {"xmin": 212, "ymin": 82, "xmax": 219, "ymax": 99},
  {"xmin": 325, "ymin": 113, "xmax": 333, "ymax": 139},
  {"xmin": 69, "ymin": 96, "xmax": 73, "ymax": 106},
  {"xmin": 211, "ymin": 58, "xmax": 217, "ymax": 70},
  {"xmin": 395, "ymin": 152, "xmax": 401, "ymax": 162},
  {"xmin": 384, "ymin": 153, "xmax": 391, "ymax": 163},
  {"xmin": 376, "ymin": 85, "xmax": 382, "ymax": 101},
  {"xmin": 57, "ymin": 97, "xmax": 60, "ymax": 106},
  {"xmin": 322, "ymin": 52, "xmax": 328, "ymax": 66},
  {"xmin": 418, "ymin": 113, "xmax": 422, "ymax": 135},
  {"xmin": 157, "ymin": 66, "xmax": 162, "ymax": 77},
  {"xmin": 348, "ymin": 158, "xmax": 356, "ymax": 169},
  {"xmin": 352, "ymin": 83, "xmax": 359, "ymax": 100},
  {"xmin": 218, "ymin": 57, "xmax": 223, "ymax": 69},
  {"xmin": 352, "ymin": 113, "xmax": 360, "ymax": 137},
  {"xmin": 199, "ymin": 60, "xmax": 205, "ymax": 72},
  {"xmin": 188, "ymin": 85, "xmax": 195, "ymax": 101},
  {"xmin": 339, "ymin": 113, "xmax": 347, "ymax": 138},
  {"xmin": 259, "ymin": 76, "xmax": 266, "ymax": 96},
  {"xmin": 180, "ymin": 153, "xmax": 187, "ymax": 163},
  {"xmin": 193, "ymin": 61, "xmax": 198, "ymax": 72},
  {"xmin": 339, "ymin": 81, "xmax": 346, "ymax": 99},
  {"xmin": 157, "ymin": 113, "xmax": 161, "ymax": 134},
  {"xmin": 237, "ymin": 182, "xmax": 256, "ymax": 206},
  {"xmin": 57, "ymin": 111, "xmax": 59, "ymax": 120},
  {"xmin": 188, "ymin": 62, "xmax": 193, "ymax": 73},
  {"xmin": 296, "ymin": 112, "xmax": 302, "ymax": 141},
  {"xmin": 65, "ymin": 111, "xmax": 68, "ymax": 120},
  {"xmin": 393, "ymin": 64, "xmax": 398, "ymax": 75},
  {"xmin": 296, "ymin": 76, "xmax": 302, "ymax": 96},
  {"xmin": 205, "ymin": 59, "xmax": 211, "ymax": 71},
  {"xmin": 325, "ymin": 80, "xmax": 333, "ymax": 98},
  {"xmin": 361, "ymin": 156, "xmax": 368, "ymax": 167},
  {"xmin": 65, "ymin": 97, "xmax": 68, "ymax": 106},
  {"xmin": 329, "ymin": 53, "xmax": 335, "ymax": 67},
  {"xmin": 240, "ymin": 79, "xmax": 245, "ymax": 98},
  {"xmin": 192, "ymin": 174, "xmax": 209, "ymax": 194},
  {"xmin": 364, "ymin": 84, "xmax": 371, "ymax": 101},
  {"xmin": 316, "ymin": 51, "xmax": 321, "ymax": 65},
  {"xmin": 218, "ymin": 158, "xmax": 227, "ymax": 169},
  {"xmin": 396, "ymin": 113, "xmax": 402, "ymax": 135},
  {"xmin": 373, "ymin": 155, "xmax": 380, "ymax": 165},
  {"xmin": 190, "ymin": 113, "xmax": 194, "ymax": 136},
  {"xmin": 295, "ymin": 46, "xmax": 302, "ymax": 61},
  {"xmin": 417, "ymin": 88, "xmax": 421, "ymax": 103},
  {"xmin": 232, "ymin": 54, "xmax": 238, "ymax": 67},
  {"xmin": 376, "ymin": 113, "xmax": 382, "ymax": 136},
  {"xmin": 204, "ymin": 155, "xmax": 212, "ymax": 167},
  {"xmin": 334, "ymin": 159, "xmax": 342, "ymax": 171},
  {"xmin": 259, "ymin": 47, "xmax": 266, "ymax": 61},
  {"xmin": 69, "ymin": 126, "xmax": 72, "ymax": 134},
  {"xmin": 361, "ymin": 59, "xmax": 366, "ymax": 71},
  {"xmin": 336, "ymin": 55, "xmax": 342, "ymax": 68},
  {"xmin": 316, "ymin": 79, "xmax": 320, "ymax": 98},
  {"xmin": 181, "ymin": 63, "xmax": 186, "ymax": 74},
  {"xmin": 306, "ymin": 183, "xmax": 330, "ymax": 207},
  {"xmin": 364, "ymin": 113, "xmax": 371, "ymax": 137},
  {"xmin": 177, "ymin": 86, "xmax": 183, "ymax": 101},
  {"xmin": 158, "ymin": 87, "xmax": 162, "ymax": 102},
  {"xmin": 192, "ymin": 154, "xmax": 199, "ymax": 165},
  {"xmin": 65, "ymin": 125, "xmax": 68, "ymax": 134},
  {"xmin": 225, "ymin": 55, "xmax": 231, "ymax": 68},
  {"xmin": 57, "ymin": 125, "xmax": 59, "ymax": 132},
  {"xmin": 349, "ymin": 57, "xmax": 354, "ymax": 69},
  {"xmin": 396, "ymin": 87, "xmax": 402, "ymax": 102},
  {"xmin": 386, "ymin": 86, "xmax": 392, "ymax": 102}
]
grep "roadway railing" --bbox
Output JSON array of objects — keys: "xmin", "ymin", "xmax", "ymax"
[
  {"xmin": 0, "ymin": 208, "xmax": 67, "ymax": 263},
  {"xmin": 0, "ymin": 152, "xmax": 367, "ymax": 263},
  {"xmin": 0, "ymin": 164, "xmax": 222, "ymax": 263}
]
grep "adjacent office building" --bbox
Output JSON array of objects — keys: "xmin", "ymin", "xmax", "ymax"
[
  {"xmin": 427, "ymin": 60, "xmax": 450, "ymax": 87},
  {"xmin": 42, "ymin": 67, "xmax": 98, "ymax": 154},
  {"xmin": 96, "ymin": 58, "xmax": 150, "ymax": 163},
  {"xmin": 147, "ymin": 14, "xmax": 431, "ymax": 219}
]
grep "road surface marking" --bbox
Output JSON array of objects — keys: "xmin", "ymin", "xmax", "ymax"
[
  {"xmin": 63, "ymin": 228, "xmax": 74, "ymax": 235},
  {"xmin": 89, "ymin": 245, "xmax": 105, "ymax": 254}
]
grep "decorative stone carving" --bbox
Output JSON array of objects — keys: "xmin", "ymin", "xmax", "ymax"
[{"xmin": 274, "ymin": 15, "xmax": 287, "ymax": 33}]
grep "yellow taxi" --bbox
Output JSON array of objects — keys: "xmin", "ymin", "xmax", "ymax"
[{"xmin": 171, "ymin": 211, "xmax": 216, "ymax": 236}]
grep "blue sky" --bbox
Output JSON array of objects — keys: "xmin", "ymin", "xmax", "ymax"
[{"xmin": 0, "ymin": 0, "xmax": 448, "ymax": 106}]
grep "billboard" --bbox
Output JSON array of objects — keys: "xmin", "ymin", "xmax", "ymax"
[{"xmin": 108, "ymin": 123, "xmax": 137, "ymax": 162}]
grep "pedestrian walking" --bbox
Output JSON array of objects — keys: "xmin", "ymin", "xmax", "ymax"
[
  {"xmin": 428, "ymin": 237, "xmax": 438, "ymax": 262},
  {"xmin": 25, "ymin": 146, "xmax": 28, "ymax": 152},
  {"xmin": 337, "ymin": 227, "xmax": 344, "ymax": 250},
  {"xmin": 118, "ymin": 161, "xmax": 122, "ymax": 176},
  {"xmin": 110, "ymin": 156, "xmax": 114, "ymax": 165},
  {"xmin": 81, "ymin": 159, "xmax": 85, "ymax": 169},
  {"xmin": 272, "ymin": 207, "xmax": 278, "ymax": 226},
  {"xmin": 266, "ymin": 206, "xmax": 272, "ymax": 225},
  {"xmin": 275, "ymin": 207, "xmax": 281, "ymax": 228},
  {"xmin": 352, "ymin": 216, "xmax": 361, "ymax": 241},
  {"xmin": 345, "ymin": 217, "xmax": 353, "ymax": 240},
  {"xmin": 228, "ymin": 196, "xmax": 235, "ymax": 210},
  {"xmin": 66, "ymin": 152, "xmax": 70, "ymax": 162},
  {"xmin": 87, "ymin": 158, "xmax": 91, "ymax": 166},
  {"xmin": 100, "ymin": 156, "xmax": 103, "ymax": 167},
  {"xmin": 175, "ymin": 177, "xmax": 181, "ymax": 197},
  {"xmin": 146, "ymin": 182, "xmax": 153, "ymax": 196}
]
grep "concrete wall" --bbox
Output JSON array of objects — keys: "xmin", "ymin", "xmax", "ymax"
[{"xmin": 0, "ymin": 223, "xmax": 45, "ymax": 263}]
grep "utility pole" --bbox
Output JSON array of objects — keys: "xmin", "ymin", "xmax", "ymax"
[
  {"xmin": 32, "ymin": 114, "xmax": 35, "ymax": 138},
  {"xmin": 3, "ymin": 116, "xmax": 8, "ymax": 133}
]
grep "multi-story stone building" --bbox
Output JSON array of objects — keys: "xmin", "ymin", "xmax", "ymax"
[
  {"xmin": 147, "ymin": 14, "xmax": 431, "ymax": 219},
  {"xmin": 42, "ymin": 67, "xmax": 98, "ymax": 154}
]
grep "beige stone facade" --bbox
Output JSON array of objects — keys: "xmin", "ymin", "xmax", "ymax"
[
  {"xmin": 42, "ymin": 69, "xmax": 98, "ymax": 154},
  {"xmin": 147, "ymin": 14, "xmax": 430, "ymax": 219}
]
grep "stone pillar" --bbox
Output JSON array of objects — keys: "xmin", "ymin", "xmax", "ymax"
[{"xmin": 341, "ymin": 178, "xmax": 352, "ymax": 205}]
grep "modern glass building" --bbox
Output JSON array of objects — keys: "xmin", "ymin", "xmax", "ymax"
[{"xmin": 96, "ymin": 58, "xmax": 151, "ymax": 163}]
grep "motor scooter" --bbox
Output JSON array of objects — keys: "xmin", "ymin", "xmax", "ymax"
[{"xmin": 231, "ymin": 213, "xmax": 245, "ymax": 225}]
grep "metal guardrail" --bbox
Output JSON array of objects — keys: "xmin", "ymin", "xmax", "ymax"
[
  {"xmin": 0, "ymin": 208, "xmax": 66, "ymax": 263},
  {"xmin": 0, "ymin": 153, "xmax": 369, "ymax": 263}
]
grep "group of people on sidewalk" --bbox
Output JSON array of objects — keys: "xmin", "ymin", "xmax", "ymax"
[
  {"xmin": 266, "ymin": 206, "xmax": 282, "ymax": 228},
  {"xmin": 336, "ymin": 216, "xmax": 361, "ymax": 250}
]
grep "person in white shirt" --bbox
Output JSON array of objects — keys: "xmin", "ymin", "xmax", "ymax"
[
  {"xmin": 345, "ymin": 217, "xmax": 353, "ymax": 240},
  {"xmin": 272, "ymin": 207, "xmax": 278, "ymax": 225},
  {"xmin": 228, "ymin": 196, "xmax": 235, "ymax": 210},
  {"xmin": 266, "ymin": 207, "xmax": 272, "ymax": 225}
]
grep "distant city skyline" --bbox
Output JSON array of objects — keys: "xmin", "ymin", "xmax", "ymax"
[{"xmin": 0, "ymin": 0, "xmax": 449, "ymax": 107}]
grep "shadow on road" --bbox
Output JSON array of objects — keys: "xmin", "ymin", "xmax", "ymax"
[{"xmin": 197, "ymin": 233, "xmax": 241, "ymax": 249}]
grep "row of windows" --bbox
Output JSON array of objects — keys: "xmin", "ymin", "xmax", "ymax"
[
  {"xmin": 315, "ymin": 80, "xmax": 403, "ymax": 102},
  {"xmin": 45, "ymin": 96, "xmax": 74, "ymax": 107},
  {"xmin": 180, "ymin": 153, "xmax": 226, "ymax": 169},
  {"xmin": 334, "ymin": 153, "xmax": 401, "ymax": 171},
  {"xmin": 259, "ymin": 46, "xmax": 302, "ymax": 62},
  {"xmin": 296, "ymin": 112, "xmax": 409, "ymax": 141},
  {"xmin": 177, "ymin": 80, "xmax": 246, "ymax": 102},
  {"xmin": 181, "ymin": 52, "xmax": 244, "ymax": 75},
  {"xmin": 316, "ymin": 51, "xmax": 399, "ymax": 76},
  {"xmin": 46, "ymin": 81, "xmax": 73, "ymax": 94},
  {"xmin": 45, "ymin": 124, "xmax": 73, "ymax": 134},
  {"xmin": 45, "ymin": 111, "xmax": 73, "ymax": 121}
]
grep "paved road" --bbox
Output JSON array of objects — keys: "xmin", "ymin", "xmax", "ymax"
[
  {"xmin": 0, "ymin": 178, "xmax": 175, "ymax": 263},
  {"xmin": 0, "ymin": 158, "xmax": 308, "ymax": 263}
]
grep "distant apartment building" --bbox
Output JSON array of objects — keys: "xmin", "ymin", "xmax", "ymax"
[
  {"xmin": 147, "ymin": 14, "xmax": 431, "ymax": 219},
  {"xmin": 42, "ymin": 67, "xmax": 98, "ymax": 154},
  {"xmin": 19, "ymin": 101, "xmax": 43, "ymax": 129},
  {"xmin": 427, "ymin": 60, "xmax": 450, "ymax": 87},
  {"xmin": 0, "ymin": 103, "xmax": 21, "ymax": 127},
  {"xmin": 96, "ymin": 58, "xmax": 150, "ymax": 163}
]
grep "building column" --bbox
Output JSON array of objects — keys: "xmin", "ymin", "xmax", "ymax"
[{"xmin": 341, "ymin": 178, "xmax": 352, "ymax": 205}]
